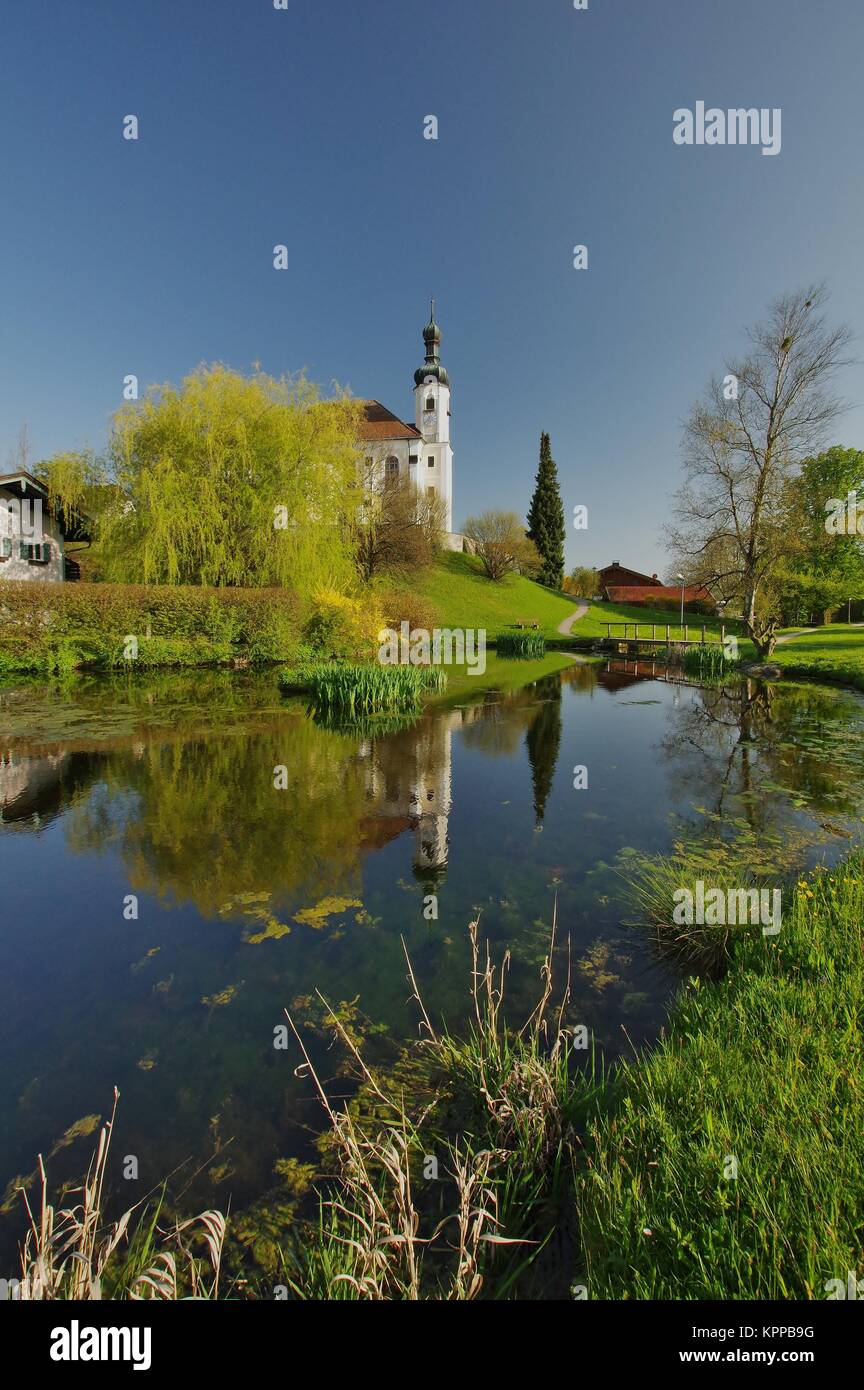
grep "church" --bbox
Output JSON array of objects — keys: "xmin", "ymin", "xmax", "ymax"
[{"xmin": 358, "ymin": 302, "xmax": 456, "ymax": 541}]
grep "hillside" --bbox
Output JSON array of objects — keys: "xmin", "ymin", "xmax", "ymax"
[
  {"xmin": 416, "ymin": 553, "xmax": 742, "ymax": 645},
  {"xmin": 416, "ymin": 551, "xmax": 576, "ymax": 639}
]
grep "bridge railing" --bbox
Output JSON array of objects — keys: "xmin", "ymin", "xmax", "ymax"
[{"xmin": 603, "ymin": 622, "xmax": 724, "ymax": 646}]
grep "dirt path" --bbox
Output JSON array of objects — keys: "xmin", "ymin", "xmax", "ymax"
[{"xmin": 557, "ymin": 603, "xmax": 589, "ymax": 636}]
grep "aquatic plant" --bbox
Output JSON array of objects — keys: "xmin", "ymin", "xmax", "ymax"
[
  {"xmin": 496, "ymin": 633, "xmax": 547, "ymax": 659},
  {"xmin": 283, "ymin": 906, "xmax": 601, "ymax": 1300},
  {"xmin": 280, "ymin": 662, "xmax": 447, "ymax": 714},
  {"xmin": 681, "ymin": 645, "xmax": 740, "ymax": 678}
]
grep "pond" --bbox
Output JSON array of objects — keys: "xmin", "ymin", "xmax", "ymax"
[{"xmin": 2, "ymin": 655, "xmax": 864, "ymax": 1272}]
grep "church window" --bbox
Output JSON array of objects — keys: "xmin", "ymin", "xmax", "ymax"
[
  {"xmin": 425, "ymin": 396, "xmax": 435, "ymax": 411},
  {"xmin": 428, "ymin": 456, "xmax": 434, "ymax": 467}
]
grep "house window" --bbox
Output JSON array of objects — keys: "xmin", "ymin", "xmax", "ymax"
[
  {"xmin": 386, "ymin": 456, "xmax": 399, "ymax": 477},
  {"xmin": 0, "ymin": 536, "xmax": 12, "ymax": 560},
  {"xmin": 428, "ymin": 456, "xmax": 435, "ymax": 468},
  {"xmin": 20, "ymin": 541, "xmax": 51, "ymax": 563}
]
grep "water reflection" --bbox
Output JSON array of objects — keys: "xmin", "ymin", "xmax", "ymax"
[{"xmin": 2, "ymin": 659, "xmax": 864, "ymax": 1269}]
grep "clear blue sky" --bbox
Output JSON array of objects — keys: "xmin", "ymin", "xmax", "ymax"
[{"xmin": 1, "ymin": 0, "xmax": 862, "ymax": 576}]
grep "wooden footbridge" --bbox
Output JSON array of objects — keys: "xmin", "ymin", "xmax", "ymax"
[{"xmin": 598, "ymin": 622, "xmax": 726, "ymax": 655}]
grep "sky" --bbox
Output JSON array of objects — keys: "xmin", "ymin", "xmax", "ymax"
[{"xmin": 1, "ymin": 0, "xmax": 863, "ymax": 577}]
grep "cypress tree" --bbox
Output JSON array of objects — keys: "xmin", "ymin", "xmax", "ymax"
[{"xmin": 527, "ymin": 432, "xmax": 566, "ymax": 589}]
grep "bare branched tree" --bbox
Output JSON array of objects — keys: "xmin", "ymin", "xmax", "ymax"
[
  {"xmin": 668, "ymin": 285, "xmax": 853, "ymax": 657},
  {"xmin": 352, "ymin": 467, "xmax": 446, "ymax": 583},
  {"xmin": 463, "ymin": 510, "xmax": 541, "ymax": 582}
]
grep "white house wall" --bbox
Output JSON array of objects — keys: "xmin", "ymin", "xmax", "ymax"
[{"xmin": 0, "ymin": 489, "xmax": 66, "ymax": 582}]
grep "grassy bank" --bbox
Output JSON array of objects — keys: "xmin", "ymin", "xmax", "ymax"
[
  {"xmin": 6, "ymin": 854, "xmax": 862, "ymax": 1299},
  {"xmin": 579, "ymin": 853, "xmax": 864, "ymax": 1298},
  {"xmin": 288, "ymin": 853, "xmax": 864, "ymax": 1299},
  {"xmin": 773, "ymin": 626, "xmax": 864, "ymax": 693},
  {"xmin": 414, "ymin": 552, "xmax": 576, "ymax": 639}
]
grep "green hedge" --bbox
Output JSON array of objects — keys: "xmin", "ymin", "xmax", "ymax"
[{"xmin": 0, "ymin": 580, "xmax": 304, "ymax": 672}]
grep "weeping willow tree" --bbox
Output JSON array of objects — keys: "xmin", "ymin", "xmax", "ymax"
[{"xmin": 41, "ymin": 366, "xmax": 365, "ymax": 593}]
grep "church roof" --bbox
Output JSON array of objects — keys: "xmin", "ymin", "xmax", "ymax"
[{"xmin": 358, "ymin": 400, "xmax": 421, "ymax": 442}]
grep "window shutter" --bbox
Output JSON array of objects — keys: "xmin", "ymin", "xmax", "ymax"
[
  {"xmin": 42, "ymin": 542, "xmax": 51, "ymax": 562},
  {"xmin": 1, "ymin": 537, "xmax": 10, "ymax": 559},
  {"xmin": 20, "ymin": 540, "xmax": 29, "ymax": 560}
]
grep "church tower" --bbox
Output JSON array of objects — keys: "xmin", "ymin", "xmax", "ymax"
[{"xmin": 414, "ymin": 300, "xmax": 453, "ymax": 532}]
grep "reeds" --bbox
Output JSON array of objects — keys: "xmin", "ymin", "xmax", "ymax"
[
  {"xmin": 284, "ymin": 904, "xmax": 601, "ymax": 1299},
  {"xmin": 280, "ymin": 662, "xmax": 447, "ymax": 712},
  {"xmin": 11, "ymin": 1088, "xmax": 226, "ymax": 1300},
  {"xmin": 496, "ymin": 633, "xmax": 547, "ymax": 659},
  {"xmin": 681, "ymin": 645, "xmax": 740, "ymax": 678}
]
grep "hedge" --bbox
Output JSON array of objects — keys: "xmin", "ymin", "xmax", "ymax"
[{"xmin": 0, "ymin": 580, "xmax": 304, "ymax": 672}]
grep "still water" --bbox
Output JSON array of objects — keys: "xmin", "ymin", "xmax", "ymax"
[{"xmin": 2, "ymin": 657, "xmax": 863, "ymax": 1269}]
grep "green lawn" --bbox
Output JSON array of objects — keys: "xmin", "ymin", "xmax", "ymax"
[
  {"xmin": 579, "ymin": 854, "xmax": 864, "ymax": 1299},
  {"xmin": 419, "ymin": 554, "xmax": 742, "ymax": 645},
  {"xmin": 417, "ymin": 552, "xmax": 577, "ymax": 639},
  {"xmin": 571, "ymin": 601, "xmax": 741, "ymax": 643},
  {"xmin": 773, "ymin": 625, "xmax": 864, "ymax": 690}
]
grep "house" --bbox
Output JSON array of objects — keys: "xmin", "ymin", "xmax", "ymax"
[
  {"xmin": 0, "ymin": 471, "xmax": 89, "ymax": 581},
  {"xmin": 598, "ymin": 562, "xmax": 715, "ymax": 610},
  {"xmin": 358, "ymin": 302, "xmax": 458, "ymax": 544},
  {"xmin": 598, "ymin": 562, "xmax": 664, "ymax": 591}
]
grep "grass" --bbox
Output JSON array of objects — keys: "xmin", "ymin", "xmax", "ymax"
[
  {"xmin": 283, "ymin": 910, "xmax": 599, "ymax": 1300},
  {"xmin": 413, "ymin": 554, "xmax": 752, "ymax": 650},
  {"xmin": 773, "ymin": 625, "xmax": 864, "ymax": 692},
  {"xmin": 571, "ymin": 601, "xmax": 742, "ymax": 644},
  {"xmin": 580, "ymin": 852, "xmax": 864, "ymax": 1299},
  {"xmin": 415, "ymin": 552, "xmax": 577, "ymax": 640}
]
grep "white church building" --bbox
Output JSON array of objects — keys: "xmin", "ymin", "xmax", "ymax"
[{"xmin": 358, "ymin": 302, "xmax": 459, "ymax": 542}]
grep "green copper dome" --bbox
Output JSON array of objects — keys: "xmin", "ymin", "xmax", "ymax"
[{"xmin": 414, "ymin": 298, "xmax": 450, "ymax": 388}]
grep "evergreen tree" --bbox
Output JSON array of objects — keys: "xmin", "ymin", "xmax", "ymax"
[
  {"xmin": 525, "ymin": 676, "xmax": 563, "ymax": 826},
  {"xmin": 527, "ymin": 432, "xmax": 566, "ymax": 588}
]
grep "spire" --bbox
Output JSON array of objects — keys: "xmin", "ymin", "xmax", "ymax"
[{"xmin": 415, "ymin": 298, "xmax": 450, "ymax": 388}]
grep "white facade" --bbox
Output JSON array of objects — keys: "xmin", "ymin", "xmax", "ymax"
[
  {"xmin": 359, "ymin": 305, "xmax": 455, "ymax": 534},
  {"xmin": 413, "ymin": 371, "xmax": 453, "ymax": 533},
  {"xmin": 0, "ymin": 475, "xmax": 66, "ymax": 583}
]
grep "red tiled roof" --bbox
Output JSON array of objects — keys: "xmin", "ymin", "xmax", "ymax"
[
  {"xmin": 606, "ymin": 585, "xmax": 713, "ymax": 604},
  {"xmin": 598, "ymin": 563, "xmax": 662, "ymax": 585},
  {"xmin": 358, "ymin": 400, "xmax": 421, "ymax": 442}
]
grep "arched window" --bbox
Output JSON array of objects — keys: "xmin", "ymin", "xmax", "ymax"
[{"xmin": 385, "ymin": 456, "xmax": 399, "ymax": 483}]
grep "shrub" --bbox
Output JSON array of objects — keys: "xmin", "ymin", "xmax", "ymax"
[
  {"xmin": 303, "ymin": 589, "xmax": 383, "ymax": 661},
  {"xmin": 376, "ymin": 585, "xmax": 441, "ymax": 639}
]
